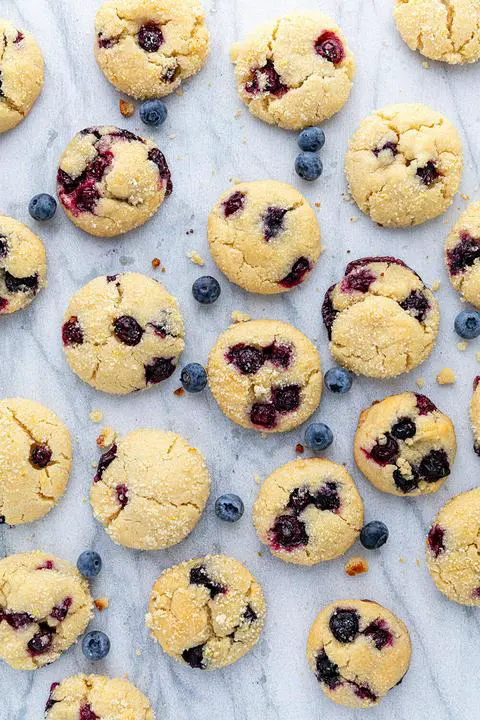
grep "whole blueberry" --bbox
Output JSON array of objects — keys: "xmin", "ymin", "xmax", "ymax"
[
  {"xmin": 215, "ymin": 494, "xmax": 244, "ymax": 522},
  {"xmin": 295, "ymin": 152, "xmax": 323, "ymax": 181},
  {"xmin": 181, "ymin": 363, "xmax": 208, "ymax": 393},
  {"xmin": 454, "ymin": 310, "xmax": 480, "ymax": 339},
  {"xmin": 305, "ymin": 422, "xmax": 333, "ymax": 451},
  {"xmin": 192, "ymin": 276, "xmax": 221, "ymax": 304},
  {"xmin": 82, "ymin": 630, "xmax": 110, "ymax": 661},
  {"xmin": 360, "ymin": 521, "xmax": 389, "ymax": 550},
  {"xmin": 324, "ymin": 367, "xmax": 353, "ymax": 394},
  {"xmin": 298, "ymin": 126, "xmax": 325, "ymax": 152},
  {"xmin": 139, "ymin": 99, "xmax": 168, "ymax": 126},
  {"xmin": 28, "ymin": 193, "xmax": 57, "ymax": 221},
  {"xmin": 77, "ymin": 551, "xmax": 102, "ymax": 579}
]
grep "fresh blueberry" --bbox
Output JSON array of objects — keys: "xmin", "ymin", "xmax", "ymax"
[
  {"xmin": 324, "ymin": 367, "xmax": 353, "ymax": 394},
  {"xmin": 82, "ymin": 630, "xmax": 110, "ymax": 660},
  {"xmin": 360, "ymin": 521, "xmax": 389, "ymax": 550},
  {"xmin": 77, "ymin": 551, "xmax": 102, "ymax": 579},
  {"xmin": 181, "ymin": 363, "xmax": 208, "ymax": 393},
  {"xmin": 215, "ymin": 494, "xmax": 244, "ymax": 522},
  {"xmin": 305, "ymin": 423, "xmax": 333, "ymax": 451},
  {"xmin": 192, "ymin": 276, "xmax": 221, "ymax": 304},
  {"xmin": 454, "ymin": 310, "xmax": 480, "ymax": 339},
  {"xmin": 295, "ymin": 152, "xmax": 323, "ymax": 181},
  {"xmin": 298, "ymin": 127, "xmax": 325, "ymax": 152},
  {"xmin": 139, "ymin": 99, "xmax": 168, "ymax": 126},
  {"xmin": 28, "ymin": 193, "xmax": 57, "ymax": 221}
]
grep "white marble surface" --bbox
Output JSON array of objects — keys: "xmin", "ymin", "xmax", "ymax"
[{"xmin": 1, "ymin": 0, "xmax": 480, "ymax": 717}]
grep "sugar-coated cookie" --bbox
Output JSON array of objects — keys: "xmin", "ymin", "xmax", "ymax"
[
  {"xmin": 445, "ymin": 201, "xmax": 480, "ymax": 308},
  {"xmin": 0, "ymin": 215, "xmax": 46, "ymax": 314}
]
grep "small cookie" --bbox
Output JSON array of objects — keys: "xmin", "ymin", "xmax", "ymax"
[
  {"xmin": 471, "ymin": 376, "xmax": 480, "ymax": 455},
  {"xmin": 95, "ymin": 0, "xmax": 209, "ymax": 99},
  {"xmin": 445, "ymin": 201, "xmax": 480, "ymax": 308},
  {"xmin": 208, "ymin": 181, "xmax": 321, "ymax": 294},
  {"xmin": 57, "ymin": 126, "xmax": 172, "ymax": 237},
  {"xmin": 207, "ymin": 319, "xmax": 322, "ymax": 432},
  {"xmin": 0, "ymin": 551, "xmax": 93, "ymax": 670},
  {"xmin": 345, "ymin": 103, "xmax": 463, "ymax": 227},
  {"xmin": 354, "ymin": 392, "xmax": 456, "ymax": 496},
  {"xmin": 91, "ymin": 429, "xmax": 210, "ymax": 550},
  {"xmin": 146, "ymin": 555, "xmax": 266, "ymax": 669},
  {"xmin": 0, "ymin": 398, "xmax": 72, "ymax": 526},
  {"xmin": 253, "ymin": 458, "xmax": 363, "ymax": 565},
  {"xmin": 307, "ymin": 600, "xmax": 411, "ymax": 708},
  {"xmin": 0, "ymin": 20, "xmax": 44, "ymax": 134},
  {"xmin": 231, "ymin": 10, "xmax": 354, "ymax": 130},
  {"xmin": 394, "ymin": 0, "xmax": 480, "ymax": 65},
  {"xmin": 0, "ymin": 215, "xmax": 46, "ymax": 314},
  {"xmin": 426, "ymin": 487, "xmax": 480, "ymax": 605},
  {"xmin": 62, "ymin": 272, "xmax": 184, "ymax": 395},
  {"xmin": 322, "ymin": 256, "xmax": 439, "ymax": 378}
]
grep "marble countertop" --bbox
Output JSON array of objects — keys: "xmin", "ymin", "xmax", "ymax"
[{"xmin": 1, "ymin": 0, "xmax": 480, "ymax": 718}]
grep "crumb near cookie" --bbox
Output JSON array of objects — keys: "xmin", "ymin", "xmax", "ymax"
[
  {"xmin": 120, "ymin": 98, "xmax": 135, "ymax": 117},
  {"xmin": 89, "ymin": 409, "xmax": 103, "ymax": 423},
  {"xmin": 344, "ymin": 556, "xmax": 368, "ymax": 576},
  {"xmin": 187, "ymin": 250, "xmax": 205, "ymax": 266},
  {"xmin": 231, "ymin": 310, "xmax": 251, "ymax": 323},
  {"xmin": 436, "ymin": 368, "xmax": 456, "ymax": 385},
  {"xmin": 94, "ymin": 597, "xmax": 109, "ymax": 611},
  {"xmin": 96, "ymin": 426, "xmax": 116, "ymax": 448}
]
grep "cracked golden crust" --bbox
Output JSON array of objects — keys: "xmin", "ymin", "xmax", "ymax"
[
  {"xmin": 0, "ymin": 215, "xmax": 47, "ymax": 314},
  {"xmin": 444, "ymin": 201, "xmax": 480, "ymax": 308},
  {"xmin": 470, "ymin": 381, "xmax": 480, "ymax": 451}
]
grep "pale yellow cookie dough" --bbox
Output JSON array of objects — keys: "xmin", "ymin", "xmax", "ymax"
[
  {"xmin": 445, "ymin": 201, "xmax": 480, "ymax": 308},
  {"xmin": 0, "ymin": 215, "xmax": 46, "ymax": 314},
  {"xmin": 470, "ymin": 376, "xmax": 480, "ymax": 455}
]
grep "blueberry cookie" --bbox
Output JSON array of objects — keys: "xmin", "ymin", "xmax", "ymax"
[
  {"xmin": 207, "ymin": 319, "xmax": 322, "ymax": 432},
  {"xmin": 0, "ymin": 398, "xmax": 72, "ymax": 526},
  {"xmin": 394, "ymin": 0, "xmax": 480, "ymax": 64},
  {"xmin": 426, "ymin": 487, "xmax": 480, "ymax": 605},
  {"xmin": 322, "ymin": 257, "xmax": 439, "ymax": 378},
  {"xmin": 0, "ymin": 551, "xmax": 93, "ymax": 670},
  {"xmin": 95, "ymin": 0, "xmax": 209, "ymax": 99},
  {"xmin": 307, "ymin": 600, "xmax": 411, "ymax": 708},
  {"xmin": 45, "ymin": 674, "xmax": 155, "ymax": 719},
  {"xmin": 231, "ymin": 11, "xmax": 355, "ymax": 130},
  {"xmin": 354, "ymin": 392, "xmax": 456, "ymax": 496},
  {"xmin": 0, "ymin": 215, "xmax": 46, "ymax": 314},
  {"xmin": 91, "ymin": 429, "xmax": 210, "ymax": 550},
  {"xmin": 445, "ymin": 201, "xmax": 480, "ymax": 308},
  {"xmin": 470, "ymin": 376, "xmax": 480, "ymax": 455},
  {"xmin": 0, "ymin": 19, "xmax": 44, "ymax": 134},
  {"xmin": 253, "ymin": 458, "xmax": 363, "ymax": 565},
  {"xmin": 62, "ymin": 272, "xmax": 184, "ymax": 395},
  {"xmin": 345, "ymin": 103, "xmax": 463, "ymax": 227},
  {"xmin": 146, "ymin": 555, "xmax": 266, "ymax": 669},
  {"xmin": 57, "ymin": 126, "xmax": 172, "ymax": 237},
  {"xmin": 208, "ymin": 181, "xmax": 321, "ymax": 294}
]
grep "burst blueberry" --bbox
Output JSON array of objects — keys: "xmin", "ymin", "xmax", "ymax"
[
  {"xmin": 215, "ymin": 494, "xmax": 244, "ymax": 522},
  {"xmin": 181, "ymin": 363, "xmax": 208, "ymax": 393},
  {"xmin": 192, "ymin": 276, "xmax": 221, "ymax": 304},
  {"xmin": 82, "ymin": 630, "xmax": 110, "ymax": 660},
  {"xmin": 297, "ymin": 127, "xmax": 325, "ymax": 152},
  {"xmin": 454, "ymin": 309, "xmax": 480, "ymax": 339},
  {"xmin": 295, "ymin": 152, "xmax": 323, "ymax": 181},
  {"xmin": 139, "ymin": 99, "xmax": 168, "ymax": 127},
  {"xmin": 360, "ymin": 521, "xmax": 389, "ymax": 550},
  {"xmin": 29, "ymin": 193, "xmax": 57, "ymax": 221},
  {"xmin": 324, "ymin": 367, "xmax": 353, "ymax": 394},
  {"xmin": 305, "ymin": 423, "xmax": 333, "ymax": 451},
  {"xmin": 77, "ymin": 551, "xmax": 102, "ymax": 579}
]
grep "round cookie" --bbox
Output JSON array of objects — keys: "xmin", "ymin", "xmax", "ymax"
[
  {"xmin": 354, "ymin": 392, "xmax": 456, "ymax": 496},
  {"xmin": 253, "ymin": 458, "xmax": 363, "ymax": 565},
  {"xmin": 0, "ymin": 398, "xmax": 72, "ymax": 526},
  {"xmin": 146, "ymin": 555, "xmax": 266, "ymax": 670},
  {"xmin": 207, "ymin": 319, "xmax": 322, "ymax": 433},
  {"xmin": 0, "ymin": 215, "xmax": 46, "ymax": 314},
  {"xmin": 94, "ymin": 0, "xmax": 209, "ymax": 99},
  {"xmin": 426, "ymin": 487, "xmax": 480, "ymax": 605},
  {"xmin": 45, "ymin": 674, "xmax": 155, "ymax": 719},
  {"xmin": 91, "ymin": 429, "xmax": 210, "ymax": 550},
  {"xmin": 394, "ymin": 0, "xmax": 480, "ymax": 65},
  {"xmin": 307, "ymin": 600, "xmax": 411, "ymax": 708},
  {"xmin": 345, "ymin": 103, "xmax": 463, "ymax": 227},
  {"xmin": 322, "ymin": 256, "xmax": 439, "ymax": 378},
  {"xmin": 0, "ymin": 551, "xmax": 93, "ymax": 670},
  {"xmin": 62, "ymin": 272, "xmax": 184, "ymax": 395},
  {"xmin": 445, "ymin": 201, "xmax": 480, "ymax": 308},
  {"xmin": 231, "ymin": 10, "xmax": 355, "ymax": 130},
  {"xmin": 56, "ymin": 126, "xmax": 172, "ymax": 238},
  {"xmin": 470, "ymin": 376, "xmax": 480, "ymax": 455},
  {"xmin": 0, "ymin": 19, "xmax": 44, "ymax": 134},
  {"xmin": 208, "ymin": 181, "xmax": 321, "ymax": 294}
]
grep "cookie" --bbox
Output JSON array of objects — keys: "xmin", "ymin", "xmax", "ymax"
[
  {"xmin": 95, "ymin": 0, "xmax": 209, "ymax": 99},
  {"xmin": 0, "ymin": 20, "xmax": 44, "ymax": 134},
  {"xmin": 307, "ymin": 600, "xmax": 411, "ymax": 708},
  {"xmin": 45, "ymin": 674, "xmax": 155, "ymax": 719},
  {"xmin": 146, "ymin": 555, "xmax": 266, "ymax": 670},
  {"xmin": 253, "ymin": 458, "xmax": 363, "ymax": 565},
  {"xmin": 471, "ymin": 376, "xmax": 480, "ymax": 455},
  {"xmin": 0, "ymin": 215, "xmax": 47, "ymax": 314},
  {"xmin": 445, "ymin": 201, "xmax": 480, "ymax": 308},
  {"xmin": 0, "ymin": 398, "xmax": 72, "ymax": 526},
  {"xmin": 91, "ymin": 429, "xmax": 210, "ymax": 550},
  {"xmin": 345, "ymin": 103, "xmax": 463, "ymax": 227},
  {"xmin": 208, "ymin": 181, "xmax": 321, "ymax": 294},
  {"xmin": 394, "ymin": 0, "xmax": 480, "ymax": 64},
  {"xmin": 426, "ymin": 487, "xmax": 480, "ymax": 605},
  {"xmin": 322, "ymin": 256, "xmax": 439, "ymax": 378},
  {"xmin": 231, "ymin": 10, "xmax": 354, "ymax": 130},
  {"xmin": 56, "ymin": 126, "xmax": 172, "ymax": 238},
  {"xmin": 207, "ymin": 319, "xmax": 322, "ymax": 432},
  {"xmin": 62, "ymin": 272, "xmax": 184, "ymax": 395},
  {"xmin": 0, "ymin": 551, "xmax": 93, "ymax": 670},
  {"xmin": 354, "ymin": 392, "xmax": 456, "ymax": 496}
]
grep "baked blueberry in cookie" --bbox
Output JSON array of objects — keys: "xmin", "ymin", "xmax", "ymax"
[
  {"xmin": 470, "ymin": 375, "xmax": 480, "ymax": 456},
  {"xmin": 445, "ymin": 202, "xmax": 480, "ymax": 309},
  {"xmin": 0, "ymin": 216, "xmax": 47, "ymax": 314}
]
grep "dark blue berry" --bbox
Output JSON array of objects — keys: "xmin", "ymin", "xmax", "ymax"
[
  {"xmin": 139, "ymin": 99, "xmax": 168, "ymax": 126},
  {"xmin": 295, "ymin": 152, "xmax": 323, "ymax": 181},
  {"xmin": 192, "ymin": 276, "xmax": 221, "ymax": 304},
  {"xmin": 181, "ymin": 363, "xmax": 207, "ymax": 393},
  {"xmin": 305, "ymin": 423, "xmax": 333, "ymax": 451},
  {"xmin": 324, "ymin": 367, "xmax": 353, "ymax": 394},
  {"xmin": 215, "ymin": 494, "xmax": 244, "ymax": 522},
  {"xmin": 298, "ymin": 126, "xmax": 325, "ymax": 152},
  {"xmin": 28, "ymin": 193, "xmax": 57, "ymax": 221},
  {"xmin": 360, "ymin": 521, "xmax": 389, "ymax": 550},
  {"xmin": 82, "ymin": 630, "xmax": 110, "ymax": 660},
  {"xmin": 454, "ymin": 310, "xmax": 480, "ymax": 339},
  {"xmin": 77, "ymin": 551, "xmax": 102, "ymax": 579}
]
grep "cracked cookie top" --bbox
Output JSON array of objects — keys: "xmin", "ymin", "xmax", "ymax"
[
  {"xmin": 307, "ymin": 599, "xmax": 412, "ymax": 709},
  {"xmin": 94, "ymin": 0, "xmax": 209, "ymax": 99},
  {"xmin": 345, "ymin": 103, "xmax": 463, "ymax": 227},
  {"xmin": 62, "ymin": 272, "xmax": 184, "ymax": 395},
  {"xmin": 322, "ymin": 256, "xmax": 439, "ymax": 378},
  {"xmin": 426, "ymin": 487, "xmax": 480, "ymax": 605},
  {"xmin": 470, "ymin": 376, "xmax": 480, "ymax": 456},
  {"xmin": 207, "ymin": 319, "xmax": 322, "ymax": 433},
  {"xmin": 57, "ymin": 126, "xmax": 172, "ymax": 238},
  {"xmin": 208, "ymin": 181, "xmax": 321, "ymax": 294},
  {"xmin": 146, "ymin": 555, "xmax": 266, "ymax": 670},
  {"xmin": 90, "ymin": 429, "xmax": 210, "ymax": 550},
  {"xmin": 0, "ymin": 551, "xmax": 93, "ymax": 670},
  {"xmin": 0, "ymin": 215, "xmax": 47, "ymax": 314},
  {"xmin": 253, "ymin": 458, "xmax": 363, "ymax": 566},
  {"xmin": 231, "ymin": 10, "xmax": 355, "ymax": 130},
  {"xmin": 0, "ymin": 19, "xmax": 44, "ymax": 134},
  {"xmin": 445, "ymin": 201, "xmax": 480, "ymax": 309}
]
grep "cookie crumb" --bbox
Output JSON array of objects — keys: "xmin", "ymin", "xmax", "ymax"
[
  {"xmin": 151, "ymin": 257, "xmax": 161, "ymax": 269},
  {"xmin": 295, "ymin": 443, "xmax": 304, "ymax": 454},
  {"xmin": 94, "ymin": 597, "xmax": 109, "ymax": 612},
  {"xmin": 119, "ymin": 98, "xmax": 135, "ymax": 117},
  {"xmin": 231, "ymin": 310, "xmax": 251, "ymax": 323},
  {"xmin": 314, "ymin": 201, "xmax": 321, "ymax": 208},
  {"xmin": 257, "ymin": 550, "xmax": 263, "ymax": 558},
  {"xmin": 234, "ymin": 110, "xmax": 241, "ymax": 119},
  {"xmin": 399, "ymin": 557, "xmax": 406, "ymax": 564},
  {"xmin": 431, "ymin": 280, "xmax": 441, "ymax": 292},
  {"xmin": 461, "ymin": 193, "xmax": 471, "ymax": 201},
  {"xmin": 187, "ymin": 250, "xmax": 205, "ymax": 266},
  {"xmin": 350, "ymin": 216, "xmax": 360, "ymax": 223},
  {"xmin": 476, "ymin": 352, "xmax": 480, "ymax": 362},
  {"xmin": 174, "ymin": 387, "xmax": 185, "ymax": 397},
  {"xmin": 89, "ymin": 409, "xmax": 103, "ymax": 424},
  {"xmin": 254, "ymin": 474, "xmax": 261, "ymax": 485},
  {"xmin": 175, "ymin": 87, "xmax": 184, "ymax": 96},
  {"xmin": 416, "ymin": 377, "xmax": 425, "ymax": 388},
  {"xmin": 168, "ymin": 133, "xmax": 177, "ymax": 140},
  {"xmin": 422, "ymin": 61, "xmax": 430, "ymax": 69},
  {"xmin": 457, "ymin": 341, "xmax": 468, "ymax": 351},
  {"xmin": 135, "ymin": 647, "xmax": 142, "ymax": 657},
  {"xmin": 415, "ymin": 558, "xmax": 420, "ymax": 567},
  {"xmin": 97, "ymin": 427, "xmax": 116, "ymax": 448},
  {"xmin": 436, "ymin": 367, "xmax": 456, "ymax": 385},
  {"xmin": 345, "ymin": 556, "xmax": 368, "ymax": 576}
]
